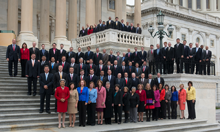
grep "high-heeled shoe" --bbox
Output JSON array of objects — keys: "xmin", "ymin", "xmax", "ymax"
[
  {"xmin": 62, "ymin": 125, "xmax": 65, "ymax": 128},
  {"xmin": 58, "ymin": 125, "xmax": 61, "ymax": 129}
]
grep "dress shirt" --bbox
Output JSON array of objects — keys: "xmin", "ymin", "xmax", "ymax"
[
  {"xmin": 196, "ymin": 47, "xmax": 198, "ymax": 52},
  {"xmin": 71, "ymin": 63, "xmax": 75, "ymax": 67},
  {"xmin": 149, "ymin": 79, "xmax": 152, "ymax": 84},
  {"xmin": 157, "ymin": 49, "xmax": 160, "ymax": 54},
  {"xmin": 60, "ymin": 49, "xmax": 63, "ymax": 53},
  {"xmin": 45, "ymin": 73, "xmax": 49, "ymax": 80},
  {"xmin": 100, "ymin": 76, "xmax": 104, "ymax": 81},
  {"xmin": 70, "ymin": 73, "xmax": 73, "ymax": 80},
  {"xmin": 78, "ymin": 52, "xmax": 81, "ymax": 56},
  {"xmin": 108, "ymin": 75, "xmax": 111, "ymax": 81},
  {"xmin": 99, "ymin": 65, "xmax": 103, "ymax": 69},
  {"xmin": 157, "ymin": 77, "xmax": 161, "ymax": 83},
  {"xmin": 206, "ymin": 50, "xmax": 208, "ymax": 55}
]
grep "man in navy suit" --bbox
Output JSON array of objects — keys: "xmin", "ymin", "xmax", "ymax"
[
  {"xmin": 193, "ymin": 43, "xmax": 203, "ymax": 74},
  {"xmin": 6, "ymin": 39, "xmax": 21, "ymax": 77},
  {"xmin": 93, "ymin": 48, "xmax": 103, "ymax": 65},
  {"xmin": 113, "ymin": 60, "xmax": 120, "ymax": 77},
  {"xmin": 84, "ymin": 46, "xmax": 94, "ymax": 64},
  {"xmin": 79, "ymin": 57, "xmax": 87, "ymax": 76},
  {"xmin": 115, "ymin": 73, "xmax": 125, "ymax": 91},
  {"xmin": 39, "ymin": 65, "xmax": 53, "ymax": 114},
  {"xmin": 97, "ymin": 19, "xmax": 103, "ymax": 32},
  {"xmin": 154, "ymin": 44, "xmax": 163, "ymax": 74},
  {"xmin": 174, "ymin": 38, "xmax": 184, "ymax": 73},
  {"xmin": 67, "ymin": 67, "xmax": 79, "ymax": 87},
  {"xmin": 120, "ymin": 19, "xmax": 126, "ymax": 31},
  {"xmin": 204, "ymin": 46, "xmax": 212, "ymax": 75},
  {"xmin": 26, "ymin": 53, "xmax": 40, "ymax": 96},
  {"xmin": 141, "ymin": 61, "xmax": 149, "ymax": 79},
  {"xmin": 106, "ymin": 61, "xmax": 114, "ymax": 75},
  {"xmin": 183, "ymin": 40, "xmax": 190, "ymax": 73},
  {"xmin": 87, "ymin": 59, "xmax": 96, "ymax": 75},
  {"xmin": 128, "ymin": 23, "xmax": 136, "ymax": 33},
  {"xmin": 131, "ymin": 73, "xmax": 139, "ymax": 89},
  {"xmin": 96, "ymin": 60, "xmax": 107, "ymax": 76},
  {"xmin": 101, "ymin": 21, "xmax": 106, "ymax": 31},
  {"xmin": 70, "ymin": 58, "xmax": 79, "ymax": 75},
  {"xmin": 49, "ymin": 43, "xmax": 59, "ymax": 63},
  {"xmin": 113, "ymin": 17, "xmax": 121, "ymax": 30},
  {"xmin": 127, "ymin": 61, "xmax": 135, "ymax": 78},
  {"xmin": 39, "ymin": 44, "xmax": 49, "ymax": 61},
  {"xmin": 66, "ymin": 47, "xmax": 76, "ymax": 64},
  {"xmin": 132, "ymin": 47, "xmax": 140, "ymax": 66},
  {"xmin": 76, "ymin": 47, "xmax": 84, "ymax": 64},
  {"xmin": 161, "ymin": 42, "xmax": 168, "ymax": 74},
  {"xmin": 59, "ymin": 56, "xmax": 70, "ymax": 74},
  {"xmin": 139, "ymin": 47, "xmax": 147, "ymax": 66},
  {"xmin": 40, "ymin": 56, "xmax": 49, "ymax": 74},
  {"xmin": 109, "ymin": 50, "xmax": 116, "ymax": 65},
  {"xmin": 29, "ymin": 42, "xmax": 40, "ymax": 61},
  {"xmin": 103, "ymin": 70, "xmax": 115, "ymax": 90},
  {"xmin": 119, "ymin": 61, "xmax": 128, "ymax": 78},
  {"xmin": 87, "ymin": 69, "xmax": 98, "ymax": 87},
  {"xmin": 123, "ymin": 72, "xmax": 132, "ymax": 91},
  {"xmin": 58, "ymin": 44, "xmax": 67, "ymax": 62},
  {"xmin": 106, "ymin": 16, "xmax": 114, "ymax": 29},
  {"xmin": 126, "ymin": 49, "xmax": 133, "ymax": 63}
]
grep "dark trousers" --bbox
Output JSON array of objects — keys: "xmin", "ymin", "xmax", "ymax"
[
  {"xmin": 105, "ymin": 118, "xmax": 111, "ymax": 124},
  {"xmin": 189, "ymin": 59, "xmax": 194, "ymax": 74},
  {"xmin": 204, "ymin": 61, "xmax": 210, "ymax": 75},
  {"xmin": 28, "ymin": 77, "xmax": 37, "ymax": 94},
  {"xmin": 171, "ymin": 101, "xmax": 177, "ymax": 119},
  {"xmin": 152, "ymin": 107, "xmax": 159, "ymax": 120},
  {"xmin": 40, "ymin": 92, "xmax": 51, "ymax": 112},
  {"xmin": 195, "ymin": 61, "xmax": 201, "ymax": 74},
  {"xmin": 124, "ymin": 111, "xmax": 129, "ymax": 122},
  {"xmin": 78, "ymin": 101, "xmax": 87, "ymax": 126},
  {"xmin": 187, "ymin": 100, "xmax": 196, "ymax": 119},
  {"xmin": 162, "ymin": 59, "xmax": 167, "ymax": 74},
  {"xmin": 184, "ymin": 58, "xmax": 190, "ymax": 74},
  {"xmin": 167, "ymin": 60, "xmax": 174, "ymax": 74},
  {"xmin": 146, "ymin": 109, "xmax": 152, "ymax": 121},
  {"xmin": 21, "ymin": 59, "xmax": 27, "ymax": 77},
  {"xmin": 87, "ymin": 103, "xmax": 96, "ymax": 125},
  {"xmin": 155, "ymin": 61, "xmax": 162, "ymax": 74},
  {"xmin": 55, "ymin": 99, "xmax": 57, "ymax": 112},
  {"xmin": 114, "ymin": 105, "xmax": 122, "ymax": 123},
  {"xmin": 159, "ymin": 100, "xmax": 166, "ymax": 118},
  {"xmin": 149, "ymin": 61, "xmax": 155, "ymax": 74},
  {"xmin": 165, "ymin": 102, "xmax": 171, "ymax": 119},
  {"xmin": 176, "ymin": 58, "xmax": 183, "ymax": 73},
  {"xmin": 8, "ymin": 59, "xmax": 18, "ymax": 76}
]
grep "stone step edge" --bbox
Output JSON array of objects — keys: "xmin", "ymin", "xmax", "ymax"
[{"xmin": 187, "ymin": 127, "xmax": 220, "ymax": 132}]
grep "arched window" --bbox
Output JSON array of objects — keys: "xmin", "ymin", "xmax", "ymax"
[
  {"xmin": 196, "ymin": 0, "xmax": 201, "ymax": 9},
  {"xmin": 196, "ymin": 37, "xmax": 200, "ymax": 43}
]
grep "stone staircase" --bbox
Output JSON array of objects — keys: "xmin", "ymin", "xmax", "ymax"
[{"xmin": 0, "ymin": 46, "xmax": 219, "ymax": 132}]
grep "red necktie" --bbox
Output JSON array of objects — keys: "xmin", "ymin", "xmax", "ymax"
[
  {"xmin": 90, "ymin": 65, "xmax": 92, "ymax": 69},
  {"xmin": 128, "ymin": 53, "xmax": 130, "ymax": 57},
  {"xmin": 143, "ymin": 67, "xmax": 145, "ymax": 72},
  {"xmin": 53, "ymin": 49, "xmax": 55, "ymax": 54},
  {"xmin": 151, "ymin": 50, "xmax": 153, "ymax": 54},
  {"xmin": 13, "ymin": 45, "xmax": 15, "ymax": 51},
  {"xmin": 123, "ymin": 67, "xmax": 124, "ymax": 72},
  {"xmin": 81, "ymin": 76, "xmax": 83, "ymax": 80},
  {"xmin": 125, "ymin": 78, "xmax": 127, "ymax": 84},
  {"xmin": 62, "ymin": 63, "xmax": 64, "ymax": 68},
  {"xmin": 71, "ymin": 75, "xmax": 73, "ymax": 80},
  {"xmin": 117, "ymin": 57, "xmax": 119, "ymax": 60},
  {"xmin": 108, "ymin": 66, "xmax": 110, "ymax": 70},
  {"xmin": 97, "ymin": 54, "xmax": 98, "ymax": 57},
  {"xmin": 80, "ymin": 64, "xmax": 82, "ymax": 69},
  {"xmin": 100, "ymin": 66, "xmax": 102, "ymax": 71}
]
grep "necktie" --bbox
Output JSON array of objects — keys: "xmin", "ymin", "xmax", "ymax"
[
  {"xmin": 143, "ymin": 67, "xmax": 145, "ymax": 72},
  {"xmin": 125, "ymin": 78, "xmax": 127, "ymax": 84},
  {"xmin": 81, "ymin": 76, "xmax": 83, "ymax": 80},
  {"xmin": 13, "ymin": 45, "xmax": 15, "ymax": 51},
  {"xmin": 135, "ymin": 52, "xmax": 137, "ymax": 56},
  {"xmin": 71, "ymin": 74, "xmax": 73, "ymax": 80},
  {"xmin": 108, "ymin": 76, "xmax": 110, "ymax": 81},
  {"xmin": 46, "ymin": 74, "xmax": 48, "ymax": 81},
  {"xmin": 117, "ymin": 56, "xmax": 119, "ymax": 60},
  {"xmin": 33, "ymin": 48, "xmax": 35, "ymax": 53},
  {"xmin": 90, "ymin": 64, "xmax": 92, "ymax": 69},
  {"xmin": 128, "ymin": 53, "xmax": 130, "ymax": 57},
  {"xmin": 101, "ymin": 76, "xmax": 103, "ymax": 81},
  {"xmin": 142, "ymin": 51, "xmax": 143, "ymax": 55},
  {"xmin": 62, "ymin": 62, "xmax": 64, "ymax": 68},
  {"xmin": 32, "ymin": 60, "xmax": 34, "ymax": 67},
  {"xmin": 123, "ymin": 66, "xmax": 124, "ymax": 72},
  {"xmin": 97, "ymin": 53, "xmax": 98, "ymax": 57},
  {"xmin": 51, "ymin": 63, "xmax": 54, "ymax": 69},
  {"xmin": 130, "ymin": 67, "xmax": 131, "ymax": 72},
  {"xmin": 60, "ymin": 73, "xmax": 62, "ymax": 79},
  {"xmin": 60, "ymin": 50, "xmax": 62, "ymax": 54},
  {"xmin": 100, "ymin": 66, "xmax": 102, "ymax": 71},
  {"xmin": 108, "ymin": 66, "xmax": 110, "ymax": 70},
  {"xmin": 88, "ymin": 51, "xmax": 90, "ymax": 56},
  {"xmin": 151, "ymin": 50, "xmax": 153, "ymax": 54},
  {"xmin": 109, "ymin": 21, "xmax": 111, "ymax": 24},
  {"xmin": 80, "ymin": 64, "xmax": 82, "ymax": 69},
  {"xmin": 53, "ymin": 49, "xmax": 55, "ymax": 54},
  {"xmin": 116, "ymin": 22, "xmax": 118, "ymax": 26},
  {"xmin": 169, "ymin": 47, "xmax": 170, "ymax": 51},
  {"xmin": 90, "ymin": 75, "xmax": 92, "ymax": 80}
]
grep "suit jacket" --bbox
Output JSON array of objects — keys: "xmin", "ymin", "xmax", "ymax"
[
  {"xmin": 58, "ymin": 49, "xmax": 67, "ymax": 62},
  {"xmin": 114, "ymin": 91, "xmax": 122, "ymax": 105},
  {"xmin": 86, "ymin": 64, "xmax": 97, "ymax": 75},
  {"xmin": 134, "ymin": 67, "xmax": 142, "ymax": 78},
  {"xmin": 165, "ymin": 90, "xmax": 172, "ymax": 103},
  {"xmin": 113, "ymin": 21, "xmax": 121, "ymax": 30},
  {"xmin": 29, "ymin": 47, "xmax": 40, "ymax": 61},
  {"xmin": 128, "ymin": 26, "xmax": 136, "ymax": 33},
  {"xmin": 136, "ymin": 27, "xmax": 142, "ymax": 34},
  {"xmin": 70, "ymin": 63, "xmax": 79, "ymax": 75},
  {"xmin": 161, "ymin": 47, "xmax": 168, "ymax": 61},
  {"xmin": 67, "ymin": 73, "xmax": 79, "ymax": 87},
  {"xmin": 189, "ymin": 48, "xmax": 196, "ymax": 61},
  {"xmin": 183, "ymin": 45, "xmax": 190, "ymax": 58},
  {"xmin": 112, "ymin": 66, "xmax": 120, "ymax": 77},
  {"xmin": 120, "ymin": 23, "xmax": 126, "ymax": 31},
  {"xmin": 97, "ymin": 24, "xmax": 103, "ymax": 32},
  {"xmin": 76, "ymin": 52, "xmax": 84, "ymax": 64},
  {"xmin": 124, "ymin": 78, "xmax": 132, "ymax": 90},
  {"xmin": 66, "ymin": 51, "xmax": 76, "ymax": 64},
  {"xmin": 93, "ymin": 27, "xmax": 98, "ymax": 33},
  {"xmin": 115, "ymin": 78, "xmax": 125, "ymax": 90},
  {"xmin": 49, "ymin": 62, "xmax": 58, "ymax": 74},
  {"xmin": 125, "ymin": 52, "xmax": 133, "ymax": 62},
  {"xmin": 204, "ymin": 50, "xmax": 212, "ymax": 61},
  {"xmin": 96, "ymin": 65, "xmax": 107, "ymax": 76},
  {"xmin": 39, "ymin": 49, "xmax": 49, "ymax": 61},
  {"xmin": 166, "ymin": 47, "xmax": 175, "ymax": 61},
  {"xmin": 53, "ymin": 72, "xmax": 68, "ymax": 89},
  {"xmin": 39, "ymin": 73, "xmax": 54, "ymax": 94},
  {"xmin": 6, "ymin": 44, "xmax": 21, "ymax": 61},
  {"xmin": 49, "ymin": 48, "xmax": 59, "ymax": 62},
  {"xmin": 94, "ymin": 53, "xmax": 103, "ymax": 65},
  {"xmin": 78, "ymin": 63, "xmax": 87, "ymax": 76},
  {"xmin": 25, "ymin": 60, "xmax": 40, "ymax": 78},
  {"xmin": 132, "ymin": 51, "xmax": 140, "ymax": 64},
  {"xmin": 146, "ymin": 79, "xmax": 155, "ymax": 88},
  {"xmin": 141, "ymin": 66, "xmax": 149, "ymax": 78},
  {"xmin": 106, "ymin": 65, "xmax": 114, "ymax": 75},
  {"xmin": 127, "ymin": 66, "xmax": 135, "ymax": 78},
  {"xmin": 119, "ymin": 66, "xmax": 128, "ymax": 78},
  {"xmin": 193, "ymin": 47, "xmax": 202, "ymax": 61},
  {"xmin": 174, "ymin": 43, "xmax": 184, "ymax": 59},
  {"xmin": 101, "ymin": 24, "xmax": 106, "ymax": 31},
  {"xmin": 40, "ymin": 61, "xmax": 49, "ymax": 73},
  {"xmin": 59, "ymin": 62, "xmax": 70, "ymax": 74},
  {"xmin": 84, "ymin": 51, "xmax": 94, "ymax": 63},
  {"xmin": 109, "ymin": 54, "xmax": 116, "ymax": 64},
  {"xmin": 125, "ymin": 26, "xmax": 130, "ymax": 32},
  {"xmin": 87, "ymin": 75, "xmax": 98, "ymax": 87},
  {"xmin": 79, "ymin": 30, "xmax": 87, "ymax": 37},
  {"xmin": 118, "ymin": 56, "xmax": 128, "ymax": 66},
  {"xmin": 102, "ymin": 53, "xmax": 109, "ymax": 66},
  {"xmin": 131, "ymin": 78, "xmax": 139, "ymax": 89},
  {"xmin": 154, "ymin": 77, "xmax": 165, "ymax": 87},
  {"xmin": 139, "ymin": 51, "xmax": 147, "ymax": 62},
  {"xmin": 154, "ymin": 49, "xmax": 163, "ymax": 62},
  {"xmin": 139, "ymin": 78, "xmax": 148, "ymax": 88},
  {"xmin": 106, "ymin": 20, "xmax": 114, "ymax": 29},
  {"xmin": 147, "ymin": 49, "xmax": 154, "ymax": 62},
  {"xmin": 103, "ymin": 75, "xmax": 116, "ymax": 90}
]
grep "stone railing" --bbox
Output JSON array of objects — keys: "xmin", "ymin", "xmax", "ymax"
[{"xmin": 72, "ymin": 29, "xmax": 150, "ymax": 49}]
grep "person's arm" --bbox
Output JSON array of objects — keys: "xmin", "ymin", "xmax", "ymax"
[
  {"xmin": 86, "ymin": 87, "xmax": 89, "ymax": 103},
  {"xmin": 39, "ymin": 74, "xmax": 45, "ymax": 86},
  {"xmin": 103, "ymin": 88, "xmax": 106, "ymax": 104},
  {"xmin": 168, "ymin": 91, "xmax": 172, "ymax": 101},
  {"xmin": 183, "ymin": 90, "xmax": 186, "ymax": 103},
  {"xmin": 18, "ymin": 46, "xmax": 21, "ymax": 60},
  {"xmin": 136, "ymin": 94, "xmax": 140, "ymax": 106},
  {"xmin": 54, "ymin": 88, "xmax": 61, "ymax": 100},
  {"xmin": 64, "ymin": 88, "xmax": 70, "ymax": 100}
]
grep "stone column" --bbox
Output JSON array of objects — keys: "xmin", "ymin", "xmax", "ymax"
[
  {"xmin": 39, "ymin": 0, "xmax": 50, "ymax": 48},
  {"xmin": 182, "ymin": 0, "xmax": 188, "ymax": 7},
  {"xmin": 86, "ymin": 0, "xmax": 96, "ymax": 26},
  {"xmin": 7, "ymin": 0, "xmax": 18, "ymax": 36},
  {"xmin": 211, "ymin": 0, "xmax": 217, "ymax": 11},
  {"xmin": 17, "ymin": 0, "xmax": 38, "ymax": 47},
  {"xmin": 173, "ymin": 0, "xmax": 179, "ymax": 4},
  {"xmin": 134, "ymin": 0, "xmax": 142, "ymax": 26},
  {"xmin": 218, "ymin": 0, "xmax": 220, "ymax": 11},
  {"xmin": 68, "ymin": 0, "xmax": 78, "ymax": 41},
  {"xmin": 53, "ymin": 0, "xmax": 71, "ymax": 50},
  {"xmin": 201, "ymin": 0, "xmax": 207, "ymax": 11},
  {"xmin": 115, "ymin": 0, "xmax": 123, "ymax": 19},
  {"xmin": 192, "ymin": 0, "xmax": 197, "ymax": 10},
  {"xmin": 95, "ymin": 0, "xmax": 102, "ymax": 24}
]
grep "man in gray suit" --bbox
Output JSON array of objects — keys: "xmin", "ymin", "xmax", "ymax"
[
  {"xmin": 115, "ymin": 73, "xmax": 125, "ymax": 91},
  {"xmin": 139, "ymin": 73, "xmax": 148, "ymax": 88},
  {"xmin": 102, "ymin": 49, "xmax": 109, "ymax": 66},
  {"xmin": 134, "ymin": 63, "xmax": 141, "ymax": 78},
  {"xmin": 147, "ymin": 45, "xmax": 155, "ymax": 74}
]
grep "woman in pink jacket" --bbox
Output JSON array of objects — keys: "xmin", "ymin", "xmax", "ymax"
[
  {"xmin": 96, "ymin": 80, "xmax": 106, "ymax": 125},
  {"xmin": 152, "ymin": 85, "xmax": 160, "ymax": 121},
  {"xmin": 178, "ymin": 84, "xmax": 186, "ymax": 119}
]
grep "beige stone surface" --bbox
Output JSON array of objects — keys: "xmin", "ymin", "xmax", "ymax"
[{"xmin": 7, "ymin": 0, "xmax": 18, "ymax": 36}]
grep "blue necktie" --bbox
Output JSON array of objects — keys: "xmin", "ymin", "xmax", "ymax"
[
  {"xmin": 51, "ymin": 63, "xmax": 54, "ymax": 69},
  {"xmin": 101, "ymin": 76, "xmax": 103, "ymax": 81},
  {"xmin": 46, "ymin": 74, "xmax": 48, "ymax": 81},
  {"xmin": 88, "ymin": 51, "xmax": 90, "ymax": 56}
]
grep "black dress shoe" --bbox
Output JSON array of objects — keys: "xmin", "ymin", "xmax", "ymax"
[
  {"xmin": 33, "ymin": 93, "xmax": 36, "ymax": 96},
  {"xmin": 118, "ymin": 122, "xmax": 121, "ymax": 124},
  {"xmin": 46, "ymin": 111, "xmax": 51, "ymax": 114},
  {"xmin": 39, "ymin": 111, "xmax": 43, "ymax": 113},
  {"xmin": 79, "ymin": 124, "xmax": 81, "ymax": 127},
  {"xmin": 27, "ymin": 93, "xmax": 31, "ymax": 95},
  {"xmin": 83, "ymin": 125, "xmax": 85, "ymax": 127}
]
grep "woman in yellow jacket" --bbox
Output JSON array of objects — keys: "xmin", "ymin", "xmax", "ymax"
[{"xmin": 186, "ymin": 81, "xmax": 196, "ymax": 120}]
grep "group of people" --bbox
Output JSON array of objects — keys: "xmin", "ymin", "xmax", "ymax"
[{"xmin": 79, "ymin": 17, "xmax": 142, "ymax": 37}]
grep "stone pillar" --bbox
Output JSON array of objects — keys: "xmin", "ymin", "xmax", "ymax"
[
  {"xmin": 188, "ymin": 28, "xmax": 194, "ymax": 43},
  {"xmin": 134, "ymin": 0, "xmax": 142, "ymax": 26},
  {"xmin": 182, "ymin": 0, "xmax": 188, "ymax": 7},
  {"xmin": 122, "ymin": 0, "xmax": 127, "ymax": 22},
  {"xmin": 53, "ymin": 0, "xmax": 71, "ymax": 50},
  {"xmin": 115, "ymin": 0, "xmax": 123, "ymax": 19},
  {"xmin": 173, "ymin": 0, "xmax": 179, "ymax": 4},
  {"xmin": 68, "ymin": 0, "xmax": 78, "ymax": 41},
  {"xmin": 86, "ymin": 0, "xmax": 96, "ymax": 26},
  {"xmin": 95, "ymin": 0, "xmax": 102, "ymax": 24},
  {"xmin": 7, "ymin": 0, "xmax": 18, "ymax": 36},
  {"xmin": 17, "ymin": 0, "xmax": 38, "ymax": 47},
  {"xmin": 192, "ymin": 0, "xmax": 197, "ymax": 10},
  {"xmin": 201, "ymin": 0, "xmax": 207, "ymax": 11},
  {"xmin": 211, "ymin": 0, "xmax": 217, "ymax": 11},
  {"xmin": 218, "ymin": 0, "xmax": 220, "ymax": 11},
  {"xmin": 39, "ymin": 0, "xmax": 50, "ymax": 49}
]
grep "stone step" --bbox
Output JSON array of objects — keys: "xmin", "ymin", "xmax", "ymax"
[
  {"xmin": 1, "ymin": 103, "xmax": 55, "ymax": 109},
  {"xmin": 188, "ymin": 127, "xmax": 220, "ymax": 132},
  {"xmin": 0, "ymin": 99, "xmax": 55, "ymax": 104},
  {"xmin": 0, "ymin": 87, "xmax": 40, "ymax": 91},
  {"xmin": 0, "ymin": 95, "xmax": 45, "ymax": 99},
  {"xmin": 0, "ymin": 107, "xmax": 56, "ymax": 114},
  {"xmin": 0, "ymin": 112, "xmax": 57, "ymax": 119},
  {"xmin": 0, "ymin": 83, "xmax": 39, "ymax": 86},
  {"xmin": 0, "ymin": 91, "xmax": 39, "ymax": 95},
  {"xmin": 0, "ymin": 77, "xmax": 27, "ymax": 80}
]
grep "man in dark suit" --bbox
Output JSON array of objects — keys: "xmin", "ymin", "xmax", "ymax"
[
  {"xmin": 131, "ymin": 73, "xmax": 139, "ymax": 90},
  {"xmin": 85, "ymin": 24, "xmax": 89, "ymax": 35},
  {"xmin": 79, "ymin": 26, "xmax": 87, "ymax": 37},
  {"xmin": 126, "ymin": 48, "xmax": 133, "ymax": 63},
  {"xmin": 183, "ymin": 40, "xmax": 190, "ymax": 74},
  {"xmin": 124, "ymin": 72, "xmax": 132, "ymax": 90},
  {"xmin": 101, "ymin": 21, "xmax": 106, "ymax": 31},
  {"xmin": 49, "ymin": 57, "xmax": 58, "ymax": 74},
  {"xmin": 188, "ymin": 43, "xmax": 196, "ymax": 74},
  {"xmin": 53, "ymin": 65, "xmax": 68, "ymax": 112},
  {"xmin": 67, "ymin": 47, "xmax": 76, "ymax": 64},
  {"xmin": 59, "ymin": 56, "xmax": 70, "ymax": 74},
  {"xmin": 67, "ymin": 67, "xmax": 79, "ymax": 87},
  {"xmin": 161, "ymin": 42, "xmax": 168, "ymax": 74},
  {"xmin": 58, "ymin": 44, "xmax": 66, "ymax": 62},
  {"xmin": 39, "ymin": 65, "xmax": 53, "ymax": 114},
  {"xmin": 70, "ymin": 57, "xmax": 79, "ymax": 75},
  {"xmin": 87, "ymin": 69, "xmax": 98, "ymax": 87},
  {"xmin": 97, "ymin": 19, "xmax": 103, "ymax": 32},
  {"xmin": 84, "ymin": 46, "xmax": 94, "ymax": 64},
  {"xmin": 79, "ymin": 69, "xmax": 88, "ymax": 82},
  {"xmin": 139, "ymin": 47, "xmax": 147, "ymax": 66},
  {"xmin": 174, "ymin": 38, "xmax": 184, "ymax": 73},
  {"xmin": 94, "ymin": 48, "xmax": 103, "ymax": 65},
  {"xmin": 154, "ymin": 44, "xmax": 163, "ymax": 74},
  {"xmin": 106, "ymin": 61, "xmax": 114, "ymax": 75},
  {"xmin": 127, "ymin": 61, "xmax": 135, "ymax": 78},
  {"xmin": 79, "ymin": 57, "xmax": 87, "ymax": 76},
  {"xmin": 87, "ymin": 59, "xmax": 96, "ymax": 75},
  {"xmin": 141, "ymin": 61, "xmax": 149, "ymax": 79},
  {"xmin": 29, "ymin": 42, "xmax": 40, "ymax": 61},
  {"xmin": 39, "ymin": 44, "xmax": 49, "ymax": 61},
  {"xmin": 193, "ymin": 43, "xmax": 203, "ymax": 74},
  {"xmin": 93, "ymin": 24, "xmax": 98, "ymax": 33},
  {"xmin": 102, "ymin": 49, "xmax": 109, "ymax": 66},
  {"xmin": 103, "ymin": 70, "xmax": 116, "ymax": 90},
  {"xmin": 49, "ymin": 43, "xmax": 59, "ymax": 63},
  {"xmin": 113, "ymin": 17, "xmax": 121, "ymax": 30},
  {"xmin": 154, "ymin": 73, "xmax": 165, "ymax": 87},
  {"xmin": 128, "ymin": 23, "xmax": 136, "ymax": 33},
  {"xmin": 96, "ymin": 60, "xmax": 107, "ymax": 76},
  {"xmin": 6, "ymin": 39, "xmax": 21, "ymax": 77},
  {"xmin": 132, "ymin": 47, "xmax": 140, "ymax": 66},
  {"xmin": 146, "ymin": 74, "xmax": 154, "ymax": 89},
  {"xmin": 166, "ymin": 42, "xmax": 175, "ymax": 74},
  {"xmin": 119, "ymin": 61, "xmax": 128, "ymax": 78},
  {"xmin": 106, "ymin": 16, "xmax": 114, "ymax": 29},
  {"xmin": 109, "ymin": 50, "xmax": 116, "ymax": 65},
  {"xmin": 118, "ymin": 52, "xmax": 128, "ymax": 66},
  {"xmin": 40, "ymin": 56, "xmax": 49, "ymax": 73},
  {"xmin": 125, "ymin": 22, "xmax": 130, "ymax": 32},
  {"xmin": 135, "ymin": 23, "xmax": 142, "ymax": 34},
  {"xmin": 139, "ymin": 73, "xmax": 148, "ymax": 88},
  {"xmin": 115, "ymin": 73, "xmax": 125, "ymax": 91},
  {"xmin": 134, "ymin": 63, "xmax": 142, "ymax": 78},
  {"xmin": 26, "ymin": 53, "xmax": 40, "ymax": 96},
  {"xmin": 76, "ymin": 47, "xmax": 84, "ymax": 64},
  {"xmin": 204, "ymin": 46, "xmax": 212, "ymax": 75},
  {"xmin": 113, "ymin": 60, "xmax": 120, "ymax": 77},
  {"xmin": 98, "ymin": 70, "xmax": 105, "ymax": 82},
  {"xmin": 147, "ymin": 45, "xmax": 155, "ymax": 74},
  {"xmin": 120, "ymin": 19, "xmax": 126, "ymax": 31}
]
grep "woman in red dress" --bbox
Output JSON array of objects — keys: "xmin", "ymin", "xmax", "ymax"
[
  {"xmin": 54, "ymin": 79, "xmax": 70, "ymax": 128},
  {"xmin": 20, "ymin": 43, "xmax": 29, "ymax": 77},
  {"xmin": 87, "ymin": 25, "xmax": 94, "ymax": 35},
  {"xmin": 178, "ymin": 84, "xmax": 186, "ymax": 119}
]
